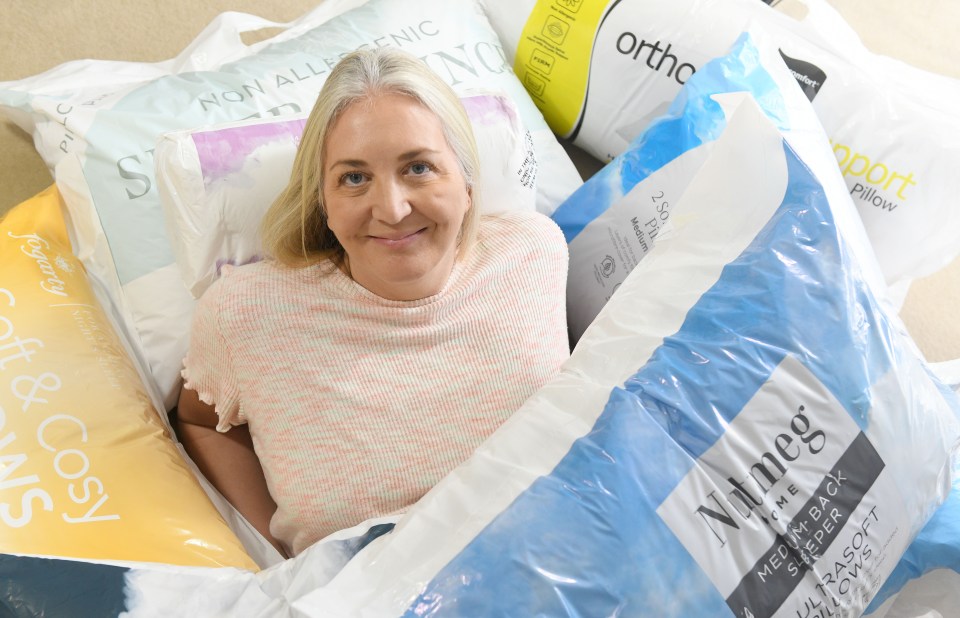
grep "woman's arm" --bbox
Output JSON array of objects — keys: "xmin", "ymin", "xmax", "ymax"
[{"xmin": 176, "ymin": 385, "xmax": 287, "ymax": 557}]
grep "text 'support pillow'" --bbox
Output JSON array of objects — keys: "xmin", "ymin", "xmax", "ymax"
[
  {"xmin": 0, "ymin": 0, "xmax": 582, "ymax": 409},
  {"xmin": 0, "ymin": 186, "xmax": 256, "ymax": 570},
  {"xmin": 480, "ymin": 0, "xmax": 960, "ymax": 290},
  {"xmin": 156, "ymin": 92, "xmax": 537, "ymax": 299}
]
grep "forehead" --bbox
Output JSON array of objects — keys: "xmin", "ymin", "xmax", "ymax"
[{"xmin": 325, "ymin": 93, "xmax": 447, "ymax": 150}]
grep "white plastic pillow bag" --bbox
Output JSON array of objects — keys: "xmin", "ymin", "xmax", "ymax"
[
  {"xmin": 480, "ymin": 0, "xmax": 960, "ymax": 290},
  {"xmin": 156, "ymin": 92, "xmax": 537, "ymax": 298},
  {"xmin": 0, "ymin": 0, "xmax": 582, "ymax": 408}
]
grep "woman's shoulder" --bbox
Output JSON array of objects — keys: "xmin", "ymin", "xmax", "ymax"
[
  {"xmin": 478, "ymin": 211, "xmax": 566, "ymax": 255},
  {"xmin": 207, "ymin": 259, "xmax": 277, "ymax": 292},
  {"xmin": 465, "ymin": 211, "xmax": 568, "ymax": 289},
  {"xmin": 200, "ymin": 259, "xmax": 321, "ymax": 306}
]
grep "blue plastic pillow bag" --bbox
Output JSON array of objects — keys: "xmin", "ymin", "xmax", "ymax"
[{"xmin": 3, "ymin": 33, "xmax": 959, "ymax": 618}]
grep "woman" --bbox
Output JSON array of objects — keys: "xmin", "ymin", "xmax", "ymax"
[{"xmin": 177, "ymin": 47, "xmax": 569, "ymax": 558}]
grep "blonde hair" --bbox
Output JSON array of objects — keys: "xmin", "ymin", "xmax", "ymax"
[{"xmin": 260, "ymin": 47, "xmax": 481, "ymax": 268}]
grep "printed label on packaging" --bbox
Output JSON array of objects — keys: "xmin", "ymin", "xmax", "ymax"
[
  {"xmin": 777, "ymin": 50, "xmax": 827, "ymax": 102},
  {"xmin": 515, "ymin": 0, "xmax": 713, "ymax": 156},
  {"xmin": 657, "ymin": 355, "xmax": 906, "ymax": 617},
  {"xmin": 565, "ymin": 142, "xmax": 712, "ymax": 339},
  {"xmin": 514, "ymin": 0, "xmax": 610, "ymax": 137}
]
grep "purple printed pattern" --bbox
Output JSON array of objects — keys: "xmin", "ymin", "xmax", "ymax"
[
  {"xmin": 191, "ymin": 95, "xmax": 513, "ymax": 190},
  {"xmin": 461, "ymin": 94, "xmax": 517, "ymax": 127},
  {"xmin": 192, "ymin": 118, "xmax": 308, "ymax": 189}
]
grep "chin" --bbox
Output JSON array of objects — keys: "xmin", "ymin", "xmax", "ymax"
[{"xmin": 379, "ymin": 270, "xmax": 444, "ymax": 299}]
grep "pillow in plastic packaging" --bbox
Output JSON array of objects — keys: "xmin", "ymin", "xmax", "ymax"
[
  {"xmin": 155, "ymin": 91, "xmax": 538, "ymax": 298},
  {"xmin": 552, "ymin": 18, "xmax": 880, "ymax": 344},
  {"xmin": 480, "ymin": 0, "xmax": 960, "ymax": 291},
  {"xmin": 0, "ymin": 186, "xmax": 257, "ymax": 571},
  {"xmin": 0, "ymin": 0, "xmax": 582, "ymax": 409}
]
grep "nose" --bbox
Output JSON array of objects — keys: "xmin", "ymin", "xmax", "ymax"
[{"xmin": 371, "ymin": 177, "xmax": 412, "ymax": 225}]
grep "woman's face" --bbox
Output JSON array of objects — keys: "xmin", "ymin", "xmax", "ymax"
[{"xmin": 321, "ymin": 93, "xmax": 471, "ymax": 301}]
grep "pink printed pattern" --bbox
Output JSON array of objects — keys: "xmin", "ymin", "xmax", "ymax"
[{"xmin": 192, "ymin": 118, "xmax": 307, "ymax": 189}]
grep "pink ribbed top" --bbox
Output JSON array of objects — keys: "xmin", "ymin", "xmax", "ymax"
[{"xmin": 182, "ymin": 211, "xmax": 569, "ymax": 555}]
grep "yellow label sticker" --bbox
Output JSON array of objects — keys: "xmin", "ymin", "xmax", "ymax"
[{"xmin": 515, "ymin": 0, "xmax": 614, "ymax": 137}]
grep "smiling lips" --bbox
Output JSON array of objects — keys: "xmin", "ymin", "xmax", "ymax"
[{"xmin": 368, "ymin": 227, "xmax": 427, "ymax": 246}]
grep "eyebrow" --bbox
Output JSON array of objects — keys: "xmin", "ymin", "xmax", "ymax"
[
  {"xmin": 397, "ymin": 148, "xmax": 442, "ymax": 161},
  {"xmin": 327, "ymin": 148, "xmax": 443, "ymax": 171},
  {"xmin": 327, "ymin": 158, "xmax": 366, "ymax": 171}
]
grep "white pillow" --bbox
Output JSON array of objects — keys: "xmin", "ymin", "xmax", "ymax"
[
  {"xmin": 480, "ymin": 0, "xmax": 960, "ymax": 289},
  {"xmin": 156, "ymin": 92, "xmax": 537, "ymax": 298},
  {"xmin": 0, "ymin": 0, "xmax": 583, "ymax": 408}
]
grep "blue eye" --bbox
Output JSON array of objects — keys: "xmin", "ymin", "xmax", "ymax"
[
  {"xmin": 341, "ymin": 172, "xmax": 365, "ymax": 186},
  {"xmin": 408, "ymin": 162, "xmax": 430, "ymax": 175}
]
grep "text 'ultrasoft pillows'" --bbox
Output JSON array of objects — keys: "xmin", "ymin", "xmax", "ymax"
[
  {"xmin": 277, "ymin": 35, "xmax": 960, "ymax": 617},
  {"xmin": 0, "ymin": 0, "xmax": 582, "ymax": 408},
  {"xmin": 481, "ymin": 0, "xmax": 960, "ymax": 290}
]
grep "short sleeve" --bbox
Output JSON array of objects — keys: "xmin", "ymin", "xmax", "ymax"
[{"xmin": 180, "ymin": 277, "xmax": 244, "ymax": 433}]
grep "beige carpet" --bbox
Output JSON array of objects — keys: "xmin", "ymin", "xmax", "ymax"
[{"xmin": 1, "ymin": 0, "xmax": 957, "ymax": 362}]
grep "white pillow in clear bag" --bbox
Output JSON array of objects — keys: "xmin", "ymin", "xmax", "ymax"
[{"xmin": 156, "ymin": 92, "xmax": 537, "ymax": 298}]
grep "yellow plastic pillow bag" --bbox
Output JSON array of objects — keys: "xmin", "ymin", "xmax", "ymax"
[{"xmin": 0, "ymin": 186, "xmax": 256, "ymax": 569}]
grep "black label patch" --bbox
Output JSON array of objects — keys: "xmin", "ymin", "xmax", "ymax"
[{"xmin": 779, "ymin": 50, "xmax": 828, "ymax": 101}]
